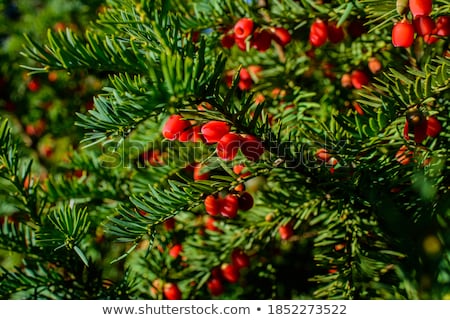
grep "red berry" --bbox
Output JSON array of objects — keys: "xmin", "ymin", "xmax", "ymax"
[
  {"xmin": 205, "ymin": 217, "xmax": 221, "ymax": 232},
  {"xmin": 414, "ymin": 15, "xmax": 435, "ymax": 36},
  {"xmin": 352, "ymin": 102, "xmax": 365, "ymax": 116},
  {"xmin": 193, "ymin": 163, "xmax": 210, "ymax": 181},
  {"xmin": 272, "ymin": 27, "xmax": 291, "ymax": 47},
  {"xmin": 315, "ymin": 148, "xmax": 331, "ymax": 162},
  {"xmin": 189, "ymin": 125, "xmax": 203, "ymax": 142},
  {"xmin": 341, "ymin": 73, "xmax": 352, "ymax": 88},
  {"xmin": 392, "ymin": 20, "xmax": 415, "ymax": 48},
  {"xmin": 234, "ymin": 18, "xmax": 254, "ymax": 40},
  {"xmin": 238, "ymin": 192, "xmax": 254, "ymax": 211},
  {"xmin": 201, "ymin": 121, "xmax": 230, "ymax": 144},
  {"xmin": 403, "ymin": 120, "xmax": 427, "ymax": 143},
  {"xmin": 351, "ymin": 70, "xmax": 369, "ymax": 89},
  {"xmin": 253, "ymin": 29, "xmax": 273, "ymax": 52},
  {"xmin": 436, "ymin": 16, "xmax": 450, "ymax": 36},
  {"xmin": 178, "ymin": 128, "xmax": 194, "ymax": 142},
  {"xmin": 162, "ymin": 115, "xmax": 191, "ymax": 140},
  {"xmin": 221, "ymin": 263, "xmax": 240, "ymax": 283},
  {"xmin": 409, "ymin": 0, "xmax": 432, "ymax": 18},
  {"xmin": 240, "ymin": 134, "xmax": 264, "ymax": 161},
  {"xmin": 368, "ymin": 57, "xmax": 382, "ymax": 74},
  {"xmin": 169, "ymin": 243, "xmax": 182, "ymax": 259},
  {"xmin": 327, "ymin": 22, "xmax": 345, "ymax": 43},
  {"xmin": 426, "ymin": 116, "xmax": 442, "ymax": 137},
  {"xmin": 233, "ymin": 163, "xmax": 251, "ymax": 178},
  {"xmin": 220, "ymin": 194, "xmax": 239, "ymax": 218},
  {"xmin": 231, "ymin": 249, "xmax": 250, "ymax": 269},
  {"xmin": 207, "ymin": 278, "xmax": 224, "ymax": 296},
  {"xmin": 279, "ymin": 223, "xmax": 294, "ymax": 240},
  {"xmin": 27, "ymin": 78, "xmax": 40, "ymax": 92},
  {"xmin": 395, "ymin": 145, "xmax": 412, "ymax": 165},
  {"xmin": 234, "ymin": 37, "xmax": 248, "ymax": 51},
  {"xmin": 204, "ymin": 195, "xmax": 222, "ymax": 216},
  {"xmin": 164, "ymin": 218, "xmax": 175, "ymax": 231},
  {"xmin": 309, "ymin": 20, "xmax": 328, "ymax": 47},
  {"xmin": 221, "ymin": 33, "xmax": 235, "ymax": 48},
  {"xmin": 217, "ymin": 133, "xmax": 242, "ymax": 161},
  {"xmin": 163, "ymin": 283, "xmax": 182, "ymax": 300}
]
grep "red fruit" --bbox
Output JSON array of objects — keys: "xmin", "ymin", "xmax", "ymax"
[
  {"xmin": 315, "ymin": 148, "xmax": 331, "ymax": 162},
  {"xmin": 178, "ymin": 128, "xmax": 194, "ymax": 142},
  {"xmin": 341, "ymin": 73, "xmax": 352, "ymax": 88},
  {"xmin": 279, "ymin": 223, "xmax": 294, "ymax": 240},
  {"xmin": 351, "ymin": 70, "xmax": 369, "ymax": 89},
  {"xmin": 436, "ymin": 16, "xmax": 450, "ymax": 36},
  {"xmin": 309, "ymin": 20, "xmax": 328, "ymax": 47},
  {"xmin": 162, "ymin": 115, "xmax": 191, "ymax": 141},
  {"xmin": 253, "ymin": 30, "xmax": 272, "ymax": 52},
  {"xmin": 201, "ymin": 121, "xmax": 230, "ymax": 144},
  {"xmin": 163, "ymin": 218, "xmax": 175, "ymax": 231},
  {"xmin": 352, "ymin": 102, "xmax": 365, "ymax": 116},
  {"xmin": 217, "ymin": 133, "xmax": 242, "ymax": 161},
  {"xmin": 234, "ymin": 18, "xmax": 254, "ymax": 40},
  {"xmin": 169, "ymin": 244, "xmax": 182, "ymax": 259},
  {"xmin": 414, "ymin": 15, "xmax": 435, "ymax": 36},
  {"xmin": 409, "ymin": 0, "xmax": 432, "ymax": 18},
  {"xmin": 426, "ymin": 116, "xmax": 442, "ymax": 137},
  {"xmin": 238, "ymin": 192, "xmax": 254, "ymax": 211},
  {"xmin": 234, "ymin": 37, "xmax": 248, "ymax": 51},
  {"xmin": 272, "ymin": 27, "xmax": 291, "ymax": 46},
  {"xmin": 207, "ymin": 278, "xmax": 224, "ymax": 296},
  {"xmin": 368, "ymin": 57, "xmax": 382, "ymax": 74},
  {"xmin": 327, "ymin": 22, "xmax": 345, "ymax": 43},
  {"xmin": 220, "ymin": 194, "xmax": 239, "ymax": 218},
  {"xmin": 231, "ymin": 249, "xmax": 250, "ymax": 269},
  {"xmin": 189, "ymin": 125, "xmax": 203, "ymax": 142},
  {"xmin": 205, "ymin": 217, "xmax": 221, "ymax": 232},
  {"xmin": 403, "ymin": 120, "xmax": 427, "ymax": 143},
  {"xmin": 221, "ymin": 33, "xmax": 235, "ymax": 48},
  {"xmin": 392, "ymin": 20, "xmax": 415, "ymax": 48},
  {"xmin": 27, "ymin": 78, "xmax": 40, "ymax": 92},
  {"xmin": 193, "ymin": 163, "xmax": 210, "ymax": 181},
  {"xmin": 221, "ymin": 263, "xmax": 240, "ymax": 283},
  {"xmin": 204, "ymin": 195, "xmax": 222, "ymax": 216},
  {"xmin": 163, "ymin": 283, "xmax": 182, "ymax": 300},
  {"xmin": 395, "ymin": 145, "xmax": 412, "ymax": 165},
  {"xmin": 233, "ymin": 163, "xmax": 251, "ymax": 178},
  {"xmin": 240, "ymin": 135, "xmax": 264, "ymax": 161}
]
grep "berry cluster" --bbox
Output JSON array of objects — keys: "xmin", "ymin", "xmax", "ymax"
[
  {"xmin": 162, "ymin": 115, "xmax": 264, "ymax": 162},
  {"xmin": 204, "ymin": 191, "xmax": 254, "ymax": 219},
  {"xmin": 221, "ymin": 18, "xmax": 291, "ymax": 51},
  {"xmin": 309, "ymin": 19, "xmax": 345, "ymax": 47},
  {"xmin": 392, "ymin": 0, "xmax": 449, "ymax": 48},
  {"xmin": 403, "ymin": 112, "xmax": 442, "ymax": 144},
  {"xmin": 207, "ymin": 249, "xmax": 250, "ymax": 296}
]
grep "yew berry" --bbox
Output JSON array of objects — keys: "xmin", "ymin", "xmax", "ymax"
[
  {"xmin": 253, "ymin": 30, "xmax": 272, "ymax": 52},
  {"xmin": 189, "ymin": 125, "xmax": 203, "ymax": 142},
  {"xmin": 395, "ymin": 145, "xmax": 412, "ymax": 165},
  {"xmin": 231, "ymin": 249, "xmax": 250, "ymax": 269},
  {"xmin": 414, "ymin": 16, "xmax": 435, "ymax": 36},
  {"xmin": 163, "ymin": 217, "xmax": 175, "ymax": 231},
  {"xmin": 350, "ymin": 70, "xmax": 369, "ymax": 89},
  {"xmin": 162, "ymin": 115, "xmax": 191, "ymax": 140},
  {"xmin": 272, "ymin": 27, "xmax": 291, "ymax": 47},
  {"xmin": 27, "ymin": 78, "xmax": 40, "ymax": 92},
  {"xmin": 368, "ymin": 57, "xmax": 382, "ymax": 74},
  {"xmin": 426, "ymin": 116, "xmax": 442, "ymax": 137},
  {"xmin": 205, "ymin": 216, "xmax": 221, "ymax": 232},
  {"xmin": 221, "ymin": 263, "xmax": 240, "ymax": 283},
  {"xmin": 409, "ymin": 0, "xmax": 433, "ymax": 18},
  {"xmin": 220, "ymin": 194, "xmax": 239, "ymax": 218},
  {"xmin": 201, "ymin": 121, "xmax": 230, "ymax": 144},
  {"xmin": 233, "ymin": 163, "xmax": 251, "ymax": 178},
  {"xmin": 193, "ymin": 163, "xmax": 210, "ymax": 181},
  {"xmin": 234, "ymin": 18, "xmax": 254, "ymax": 40},
  {"xmin": 163, "ymin": 283, "xmax": 182, "ymax": 300},
  {"xmin": 234, "ymin": 37, "xmax": 248, "ymax": 51},
  {"xmin": 204, "ymin": 195, "xmax": 222, "ymax": 216},
  {"xmin": 327, "ymin": 22, "xmax": 345, "ymax": 43},
  {"xmin": 341, "ymin": 73, "xmax": 352, "ymax": 88},
  {"xmin": 309, "ymin": 20, "xmax": 328, "ymax": 47},
  {"xmin": 436, "ymin": 16, "xmax": 450, "ymax": 36},
  {"xmin": 238, "ymin": 192, "xmax": 254, "ymax": 211},
  {"xmin": 315, "ymin": 148, "xmax": 331, "ymax": 162},
  {"xmin": 169, "ymin": 244, "xmax": 182, "ymax": 259},
  {"xmin": 279, "ymin": 223, "xmax": 294, "ymax": 240},
  {"xmin": 178, "ymin": 127, "xmax": 194, "ymax": 142},
  {"xmin": 403, "ymin": 119, "xmax": 427, "ymax": 143},
  {"xmin": 352, "ymin": 102, "xmax": 365, "ymax": 116},
  {"xmin": 221, "ymin": 33, "xmax": 235, "ymax": 49},
  {"xmin": 207, "ymin": 278, "xmax": 224, "ymax": 296},
  {"xmin": 240, "ymin": 135, "xmax": 264, "ymax": 161},
  {"xmin": 217, "ymin": 133, "xmax": 242, "ymax": 161},
  {"xmin": 392, "ymin": 20, "xmax": 415, "ymax": 48}
]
